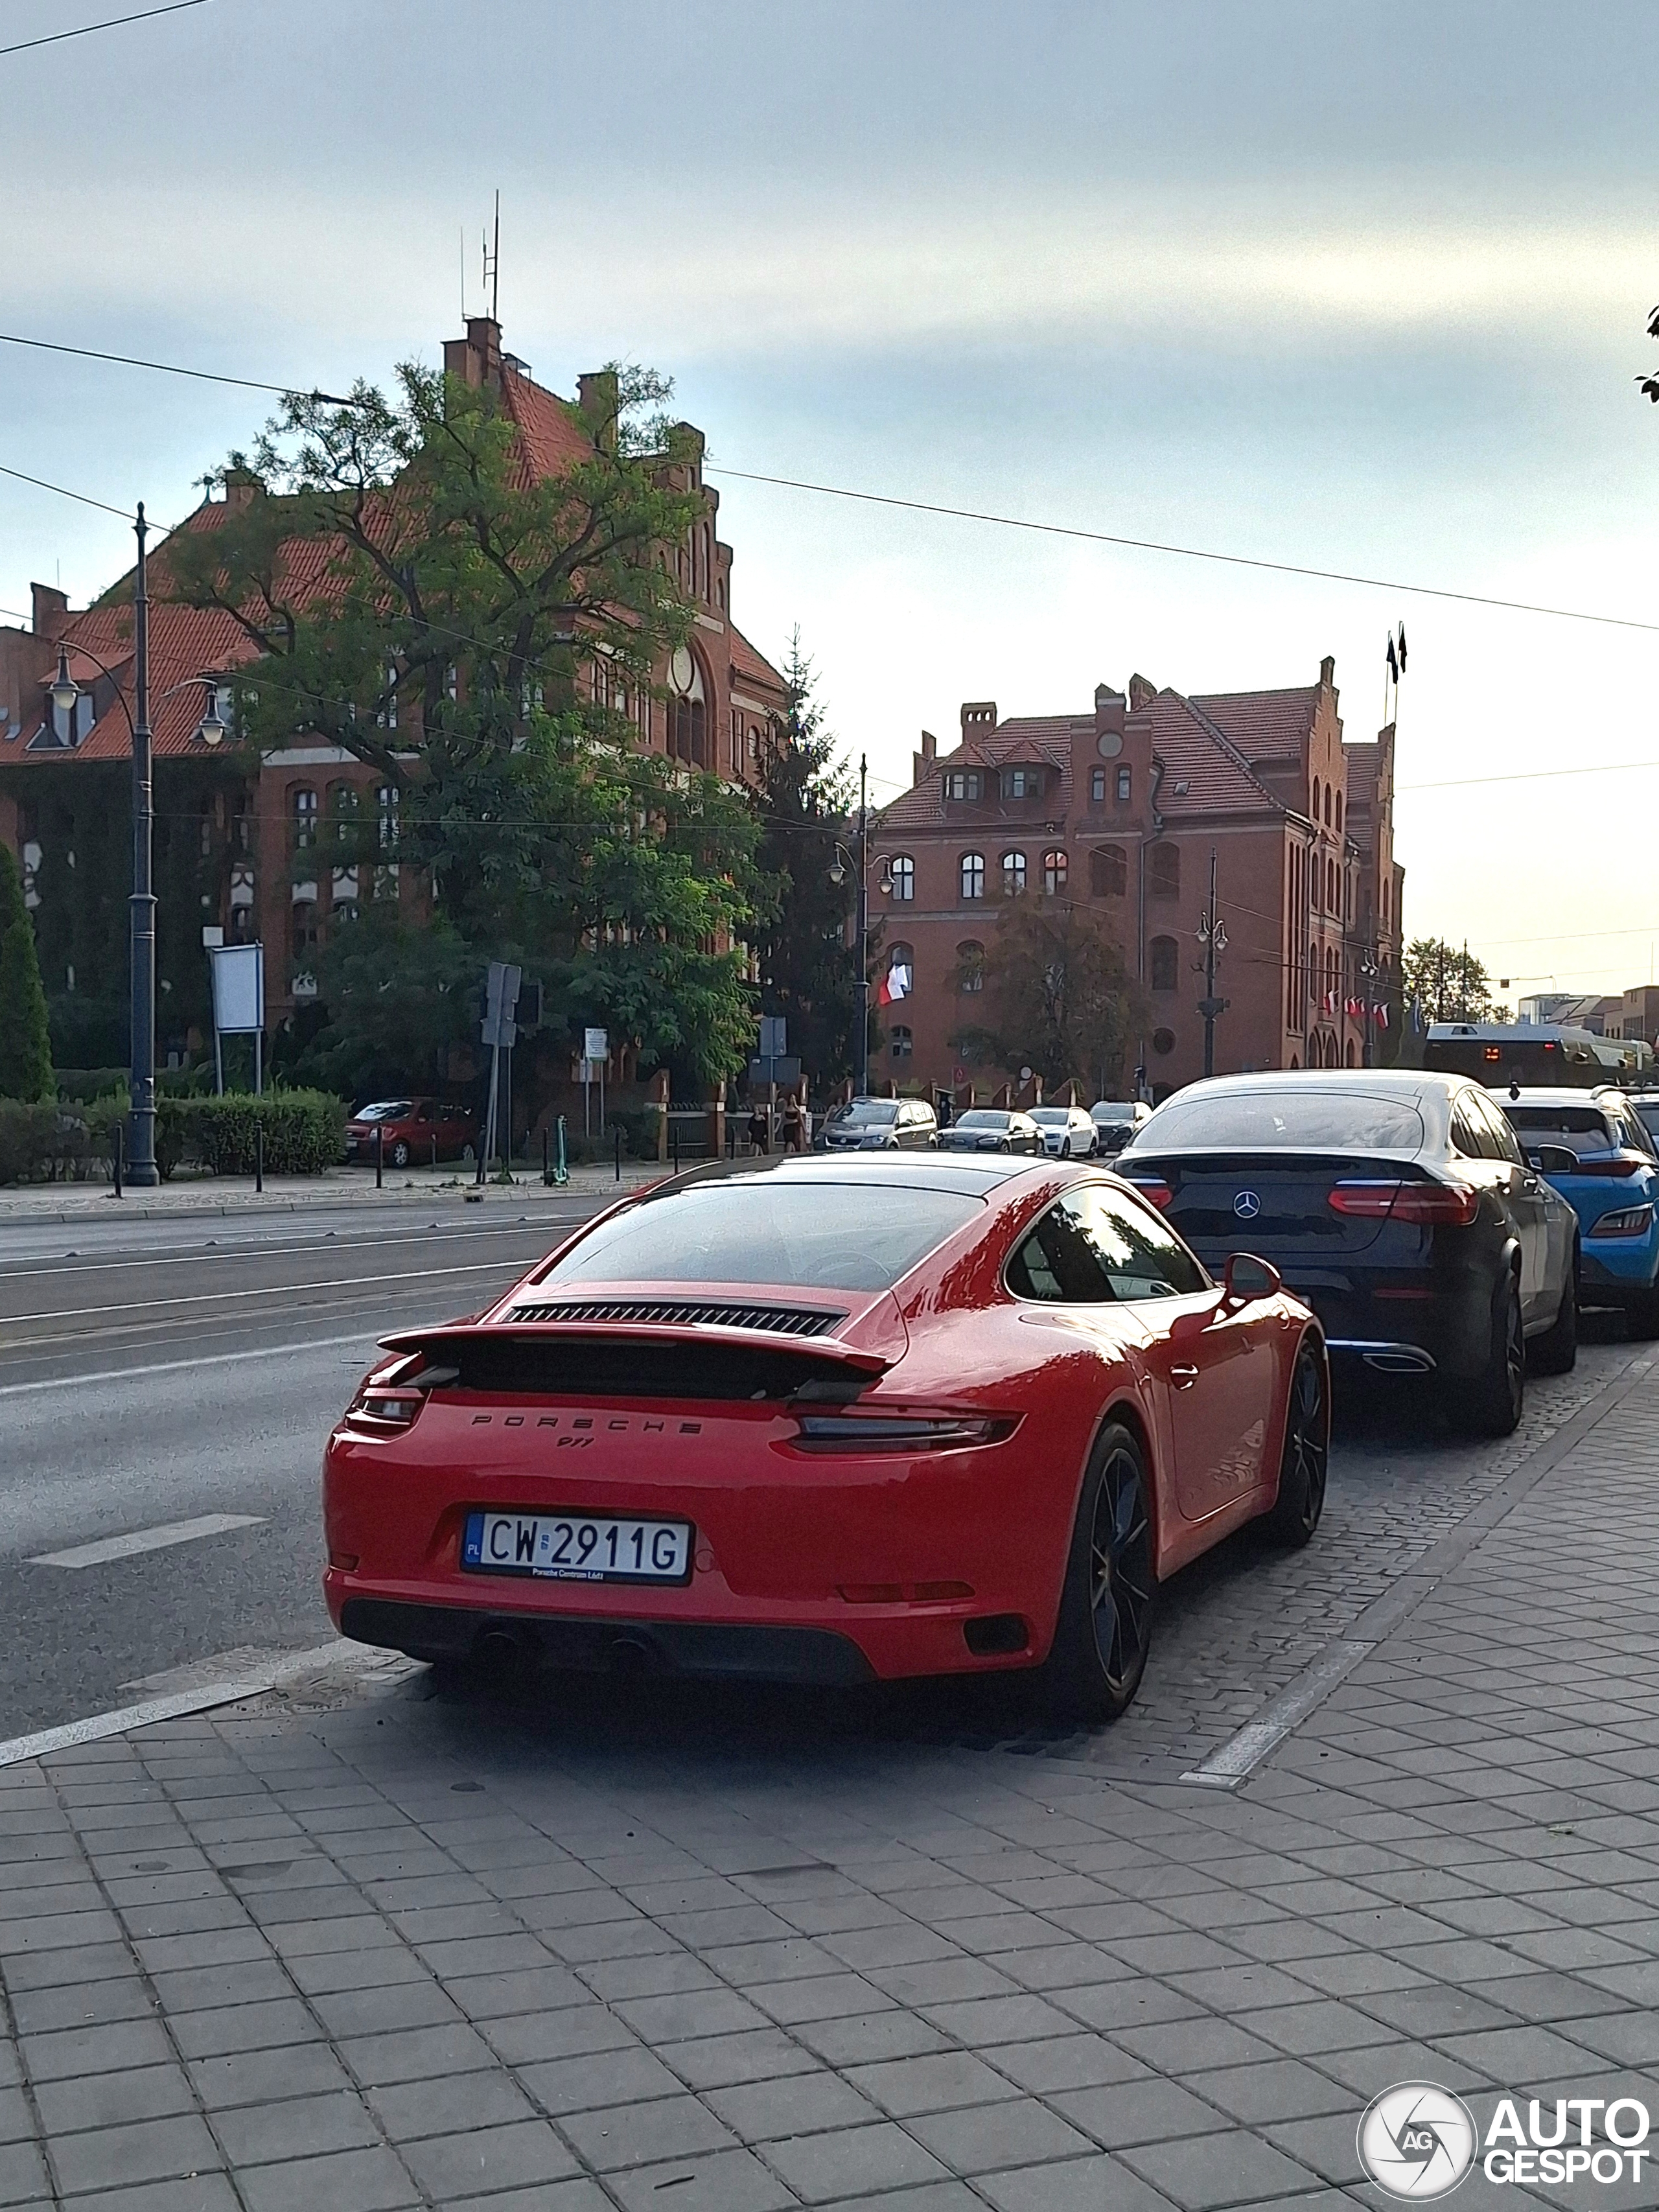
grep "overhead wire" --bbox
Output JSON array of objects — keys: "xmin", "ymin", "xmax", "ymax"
[{"xmin": 0, "ymin": 0, "xmax": 210, "ymax": 59}]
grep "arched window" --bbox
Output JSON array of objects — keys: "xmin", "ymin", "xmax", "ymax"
[
  {"xmin": 1325, "ymin": 785, "xmax": 1333, "ymax": 827},
  {"xmin": 1148, "ymin": 841, "xmax": 1179, "ymax": 900},
  {"xmin": 956, "ymin": 939, "xmax": 984, "ymax": 992},
  {"xmin": 1335, "ymin": 791, "xmax": 1343, "ymax": 832},
  {"xmin": 960, "ymin": 850, "xmax": 985, "ymax": 901},
  {"xmin": 1090, "ymin": 844, "xmax": 1127, "ymax": 899},
  {"xmin": 1042, "ymin": 848, "xmax": 1067, "ymax": 896},
  {"xmin": 888, "ymin": 854, "xmax": 915, "ymax": 902},
  {"xmin": 887, "ymin": 941, "xmax": 914, "ymax": 986},
  {"xmin": 668, "ymin": 651, "xmax": 706, "ymax": 767},
  {"xmin": 327, "ymin": 782, "xmax": 359, "ymax": 839},
  {"xmin": 890, "ymin": 1024, "xmax": 913, "ymax": 1060},
  {"xmin": 1001, "ymin": 849, "xmax": 1027, "ymax": 894},
  {"xmin": 1311, "ymin": 776, "xmax": 1320, "ymax": 822},
  {"xmin": 1150, "ymin": 935, "xmax": 1179, "ymax": 992},
  {"xmin": 291, "ymin": 786, "xmax": 318, "ymax": 850},
  {"xmin": 1345, "ymin": 1040, "xmax": 1358, "ymax": 1066}
]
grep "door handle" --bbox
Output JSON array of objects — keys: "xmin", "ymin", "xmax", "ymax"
[
  {"xmin": 1170, "ymin": 1364, "xmax": 1200, "ymax": 1388},
  {"xmin": 1522, "ymin": 1174, "xmax": 1539, "ymax": 1193}
]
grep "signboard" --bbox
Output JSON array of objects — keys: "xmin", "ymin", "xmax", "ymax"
[
  {"xmin": 209, "ymin": 942, "xmax": 264, "ymax": 1034},
  {"xmin": 758, "ymin": 1016, "xmax": 787, "ymax": 1062},
  {"xmin": 584, "ymin": 1027, "xmax": 609, "ymax": 1065},
  {"xmin": 481, "ymin": 961, "xmax": 522, "ymax": 1049}
]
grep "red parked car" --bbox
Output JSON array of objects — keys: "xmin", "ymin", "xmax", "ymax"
[
  {"xmin": 343, "ymin": 1099, "xmax": 476, "ymax": 1170},
  {"xmin": 324, "ymin": 1154, "xmax": 1328, "ymax": 1719}
]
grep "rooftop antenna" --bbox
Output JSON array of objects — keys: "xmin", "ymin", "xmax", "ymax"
[
  {"xmin": 481, "ymin": 189, "xmax": 501, "ymax": 323},
  {"xmin": 459, "ymin": 222, "xmax": 467, "ymax": 323}
]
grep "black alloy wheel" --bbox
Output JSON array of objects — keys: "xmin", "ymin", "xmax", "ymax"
[
  {"xmin": 1038, "ymin": 1423, "xmax": 1157, "ymax": 1721},
  {"xmin": 1266, "ymin": 1342, "xmax": 1328, "ymax": 1546},
  {"xmin": 1460, "ymin": 1273, "xmax": 1524, "ymax": 1438}
]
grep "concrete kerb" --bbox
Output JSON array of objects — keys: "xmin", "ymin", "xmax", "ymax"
[{"xmin": 0, "ymin": 1163, "xmax": 662, "ymax": 1230}]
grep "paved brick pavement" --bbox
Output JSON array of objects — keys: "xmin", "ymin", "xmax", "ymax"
[{"xmin": 4, "ymin": 1345, "xmax": 1659, "ymax": 2209}]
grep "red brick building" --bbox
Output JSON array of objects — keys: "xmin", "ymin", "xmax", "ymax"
[
  {"xmin": 0, "ymin": 316, "xmax": 787, "ymax": 1060},
  {"xmin": 869, "ymin": 659, "xmax": 1403, "ymax": 1102}
]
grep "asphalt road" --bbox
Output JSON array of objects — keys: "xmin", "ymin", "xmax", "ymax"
[{"xmin": 0, "ymin": 1194, "xmax": 614, "ymax": 1738}]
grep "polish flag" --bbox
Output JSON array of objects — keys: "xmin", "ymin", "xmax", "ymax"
[{"xmin": 876, "ymin": 964, "xmax": 912, "ymax": 1007}]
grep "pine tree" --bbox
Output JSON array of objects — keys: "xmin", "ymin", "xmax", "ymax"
[
  {"xmin": 0, "ymin": 844, "xmax": 54, "ymax": 1103},
  {"xmin": 752, "ymin": 636, "xmax": 860, "ymax": 1085}
]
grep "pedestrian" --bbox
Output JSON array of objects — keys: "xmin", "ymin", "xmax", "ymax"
[
  {"xmin": 747, "ymin": 1104, "xmax": 770, "ymax": 1155},
  {"xmin": 781, "ymin": 1097, "xmax": 804, "ymax": 1152}
]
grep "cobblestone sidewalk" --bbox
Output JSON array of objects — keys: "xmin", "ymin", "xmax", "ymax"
[{"xmin": 5, "ymin": 1364, "xmax": 1659, "ymax": 2210}]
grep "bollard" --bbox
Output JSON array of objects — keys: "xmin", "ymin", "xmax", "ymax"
[
  {"xmin": 113, "ymin": 1119, "xmax": 123, "ymax": 1200},
  {"xmin": 672, "ymin": 1130, "xmax": 680, "ymax": 1174},
  {"xmin": 542, "ymin": 1126, "xmax": 550, "ymax": 1185},
  {"xmin": 375, "ymin": 1124, "xmax": 384, "ymax": 1190},
  {"xmin": 555, "ymin": 1115, "xmax": 568, "ymax": 1185},
  {"xmin": 614, "ymin": 1124, "xmax": 621, "ymax": 1182},
  {"xmin": 432, "ymin": 1132, "xmax": 438, "ymax": 1172},
  {"xmin": 255, "ymin": 1121, "xmax": 264, "ymax": 1194}
]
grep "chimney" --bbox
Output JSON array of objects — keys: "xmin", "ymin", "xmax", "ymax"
[
  {"xmin": 577, "ymin": 371, "xmax": 620, "ymax": 454},
  {"xmin": 443, "ymin": 316, "xmax": 503, "ymax": 390},
  {"xmin": 1127, "ymin": 673, "xmax": 1156, "ymax": 712},
  {"xmin": 1093, "ymin": 682, "xmax": 1126, "ymax": 740},
  {"xmin": 912, "ymin": 729, "xmax": 938, "ymax": 787},
  {"xmin": 960, "ymin": 701, "xmax": 997, "ymax": 742},
  {"xmin": 30, "ymin": 584, "xmax": 69, "ymax": 642},
  {"xmin": 1319, "ymin": 654, "xmax": 1336, "ymax": 687},
  {"xmin": 223, "ymin": 466, "xmax": 259, "ymax": 513}
]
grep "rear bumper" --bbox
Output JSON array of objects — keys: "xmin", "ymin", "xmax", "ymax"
[
  {"xmin": 1580, "ymin": 1242, "xmax": 1659, "ymax": 1301},
  {"xmin": 339, "ymin": 1596, "xmax": 875, "ymax": 1685},
  {"xmin": 1280, "ymin": 1279, "xmax": 1492, "ymax": 1380}
]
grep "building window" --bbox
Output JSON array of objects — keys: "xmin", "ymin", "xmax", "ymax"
[
  {"xmin": 1117, "ymin": 766, "xmax": 1131, "ymax": 802},
  {"xmin": 960, "ymin": 850, "xmax": 985, "ymax": 901},
  {"xmin": 1090, "ymin": 767, "xmax": 1107, "ymax": 802},
  {"xmin": 291, "ymin": 786, "xmax": 318, "ymax": 850},
  {"xmin": 890, "ymin": 1025, "xmax": 913, "ymax": 1060},
  {"xmin": 1001, "ymin": 849, "xmax": 1027, "ymax": 894},
  {"xmin": 888, "ymin": 853, "xmax": 915, "ymax": 902},
  {"xmin": 1150, "ymin": 935, "xmax": 1179, "ymax": 992},
  {"xmin": 1090, "ymin": 844, "xmax": 1127, "ymax": 899},
  {"xmin": 1312, "ymin": 777, "xmax": 1321, "ymax": 822},
  {"xmin": 956, "ymin": 939, "xmax": 984, "ymax": 992},
  {"xmin": 944, "ymin": 771, "xmax": 982, "ymax": 801},
  {"xmin": 1148, "ymin": 841, "xmax": 1179, "ymax": 900},
  {"xmin": 668, "ymin": 652, "xmax": 706, "ymax": 767},
  {"xmin": 327, "ymin": 782, "xmax": 359, "ymax": 841},
  {"xmin": 1004, "ymin": 767, "xmax": 1041, "ymax": 799},
  {"xmin": 1042, "ymin": 848, "xmax": 1067, "ymax": 895},
  {"xmin": 1335, "ymin": 791, "xmax": 1343, "ymax": 832}
]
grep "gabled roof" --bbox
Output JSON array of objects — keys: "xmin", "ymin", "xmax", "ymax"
[
  {"xmin": 1189, "ymin": 683, "xmax": 1320, "ymax": 764},
  {"xmin": 877, "ymin": 715, "xmax": 1085, "ymax": 832},
  {"xmin": 500, "ymin": 365, "xmax": 595, "ymax": 483},
  {"xmin": 1146, "ymin": 690, "xmax": 1283, "ymax": 817},
  {"xmin": 728, "ymin": 622, "xmax": 787, "ymax": 699}
]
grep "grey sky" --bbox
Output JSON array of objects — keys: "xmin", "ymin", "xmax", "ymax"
[{"xmin": 6, "ymin": 0, "xmax": 1658, "ymax": 993}]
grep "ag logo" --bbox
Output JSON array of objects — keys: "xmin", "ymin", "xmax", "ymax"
[
  {"xmin": 1233, "ymin": 1189, "xmax": 1261, "ymax": 1220},
  {"xmin": 1358, "ymin": 2082, "xmax": 1478, "ymax": 2200}
]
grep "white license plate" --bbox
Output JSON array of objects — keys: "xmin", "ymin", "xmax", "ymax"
[{"xmin": 461, "ymin": 1509, "xmax": 692, "ymax": 1585}]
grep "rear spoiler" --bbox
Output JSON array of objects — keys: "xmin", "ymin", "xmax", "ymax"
[{"xmin": 377, "ymin": 1320, "xmax": 896, "ymax": 1378}]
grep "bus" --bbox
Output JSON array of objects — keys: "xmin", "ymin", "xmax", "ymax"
[{"xmin": 1424, "ymin": 1022, "xmax": 1654, "ymax": 1090}]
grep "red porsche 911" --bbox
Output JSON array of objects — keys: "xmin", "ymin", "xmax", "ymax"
[{"xmin": 324, "ymin": 1155, "xmax": 1328, "ymax": 1719}]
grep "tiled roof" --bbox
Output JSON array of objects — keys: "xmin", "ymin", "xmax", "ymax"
[
  {"xmin": 1146, "ymin": 690, "xmax": 1283, "ymax": 817},
  {"xmin": 876, "ymin": 716, "xmax": 1085, "ymax": 832},
  {"xmin": 500, "ymin": 366, "xmax": 594, "ymax": 483},
  {"xmin": 1189, "ymin": 684, "xmax": 1319, "ymax": 764},
  {"xmin": 728, "ymin": 623, "xmax": 787, "ymax": 698}
]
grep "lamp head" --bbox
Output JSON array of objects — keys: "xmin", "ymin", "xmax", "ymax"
[
  {"xmin": 829, "ymin": 858, "xmax": 846, "ymax": 886},
  {"xmin": 50, "ymin": 647, "xmax": 78, "ymax": 717}
]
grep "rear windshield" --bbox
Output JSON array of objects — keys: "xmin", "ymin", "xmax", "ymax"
[
  {"xmin": 1030, "ymin": 1110, "xmax": 1069, "ymax": 1125},
  {"xmin": 542, "ymin": 1182, "xmax": 983, "ymax": 1293},
  {"xmin": 1139, "ymin": 1089, "xmax": 1425, "ymax": 1152},
  {"xmin": 1503, "ymin": 1105, "xmax": 1614, "ymax": 1154},
  {"xmin": 356, "ymin": 1101, "xmax": 413, "ymax": 1121},
  {"xmin": 956, "ymin": 1111, "xmax": 1010, "ymax": 1129},
  {"xmin": 830, "ymin": 1101, "xmax": 898, "ymax": 1126}
]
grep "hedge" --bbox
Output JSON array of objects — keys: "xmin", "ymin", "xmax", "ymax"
[{"xmin": 0, "ymin": 1091, "xmax": 347, "ymax": 1184}]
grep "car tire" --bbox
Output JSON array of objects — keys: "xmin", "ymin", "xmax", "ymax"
[
  {"xmin": 1035, "ymin": 1421, "xmax": 1157, "ymax": 1723},
  {"xmin": 1265, "ymin": 1340, "xmax": 1329, "ymax": 1546},
  {"xmin": 390, "ymin": 1140, "xmax": 412, "ymax": 1169},
  {"xmin": 1457, "ymin": 1272, "xmax": 1525, "ymax": 1438},
  {"xmin": 1626, "ymin": 1284, "xmax": 1659, "ymax": 1340},
  {"xmin": 1529, "ymin": 1244, "xmax": 1579, "ymax": 1375}
]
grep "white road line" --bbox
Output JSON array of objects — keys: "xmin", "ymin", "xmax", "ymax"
[
  {"xmin": 17, "ymin": 1257, "xmax": 525, "ymax": 1325},
  {"xmin": 1179, "ymin": 1638, "xmax": 1376, "ymax": 1789},
  {"xmin": 0, "ymin": 1331, "xmax": 377, "ymax": 1397},
  {"xmin": 0, "ymin": 1640, "xmax": 365, "ymax": 1771},
  {"xmin": 29, "ymin": 1513, "xmax": 266, "ymax": 1569},
  {"xmin": 0, "ymin": 1218, "xmax": 574, "ymax": 1285}
]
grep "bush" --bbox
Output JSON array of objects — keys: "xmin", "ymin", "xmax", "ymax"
[
  {"xmin": 83, "ymin": 1097, "xmax": 188, "ymax": 1180},
  {"xmin": 183, "ymin": 1091, "xmax": 347, "ymax": 1176},
  {"xmin": 56, "ymin": 1068, "xmax": 130, "ymax": 1104},
  {"xmin": 0, "ymin": 1102, "xmax": 82, "ymax": 1185},
  {"xmin": 607, "ymin": 1106, "xmax": 662, "ymax": 1159}
]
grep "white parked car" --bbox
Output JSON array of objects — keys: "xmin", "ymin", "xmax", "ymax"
[
  {"xmin": 1089, "ymin": 1099, "xmax": 1152, "ymax": 1156},
  {"xmin": 1029, "ymin": 1106, "xmax": 1099, "ymax": 1158}
]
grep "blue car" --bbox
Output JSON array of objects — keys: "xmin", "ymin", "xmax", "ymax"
[{"xmin": 1495, "ymin": 1085, "xmax": 1659, "ymax": 1337}]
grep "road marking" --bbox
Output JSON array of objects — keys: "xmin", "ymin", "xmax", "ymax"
[
  {"xmin": 1179, "ymin": 1639, "xmax": 1376, "ymax": 1789},
  {"xmin": 29, "ymin": 1513, "xmax": 266, "ymax": 1568},
  {"xmin": 0, "ymin": 1640, "xmax": 376, "ymax": 1771},
  {"xmin": 0, "ymin": 1331, "xmax": 378, "ymax": 1397},
  {"xmin": 0, "ymin": 1216, "xmax": 579, "ymax": 1285},
  {"xmin": 16, "ymin": 1257, "xmax": 528, "ymax": 1325}
]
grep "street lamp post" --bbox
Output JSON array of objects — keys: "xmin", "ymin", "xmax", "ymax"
[{"xmin": 48, "ymin": 507, "xmax": 222, "ymax": 1186}]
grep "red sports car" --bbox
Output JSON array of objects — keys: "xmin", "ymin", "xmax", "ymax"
[{"xmin": 324, "ymin": 1155, "xmax": 1328, "ymax": 1719}]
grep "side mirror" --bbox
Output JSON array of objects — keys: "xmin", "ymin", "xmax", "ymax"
[
  {"xmin": 1529, "ymin": 1143, "xmax": 1578, "ymax": 1176},
  {"xmin": 1224, "ymin": 1251, "xmax": 1282, "ymax": 1303}
]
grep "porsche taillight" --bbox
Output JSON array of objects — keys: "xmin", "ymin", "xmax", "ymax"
[
  {"xmin": 1570, "ymin": 1154, "xmax": 1645, "ymax": 1179},
  {"xmin": 1328, "ymin": 1178, "xmax": 1479, "ymax": 1227},
  {"xmin": 347, "ymin": 1360, "xmax": 458, "ymax": 1430},
  {"xmin": 793, "ymin": 1413, "xmax": 1014, "ymax": 1452}
]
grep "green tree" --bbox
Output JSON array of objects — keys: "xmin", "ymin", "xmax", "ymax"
[
  {"xmin": 750, "ymin": 636, "xmax": 860, "ymax": 1084},
  {"xmin": 0, "ymin": 844, "xmax": 54, "ymax": 1102},
  {"xmin": 953, "ymin": 894, "xmax": 1146, "ymax": 1095},
  {"xmin": 171, "ymin": 362, "xmax": 763, "ymax": 1085},
  {"xmin": 1402, "ymin": 937, "xmax": 1506, "ymax": 1023}
]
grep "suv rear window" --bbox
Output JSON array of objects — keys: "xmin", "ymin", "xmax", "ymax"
[
  {"xmin": 1139, "ymin": 1089, "xmax": 1424, "ymax": 1152},
  {"xmin": 542, "ymin": 1182, "xmax": 982, "ymax": 1293},
  {"xmin": 1502, "ymin": 1105, "xmax": 1614, "ymax": 1155}
]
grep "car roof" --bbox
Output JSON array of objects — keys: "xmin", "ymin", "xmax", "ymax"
[
  {"xmin": 640, "ymin": 1153, "xmax": 1045, "ymax": 1203},
  {"xmin": 1147, "ymin": 1069, "xmax": 1473, "ymax": 1104},
  {"xmin": 1487, "ymin": 1086, "xmax": 1623, "ymax": 1110}
]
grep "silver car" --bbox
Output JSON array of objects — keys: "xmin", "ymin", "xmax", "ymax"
[{"xmin": 1029, "ymin": 1106, "xmax": 1098, "ymax": 1158}]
